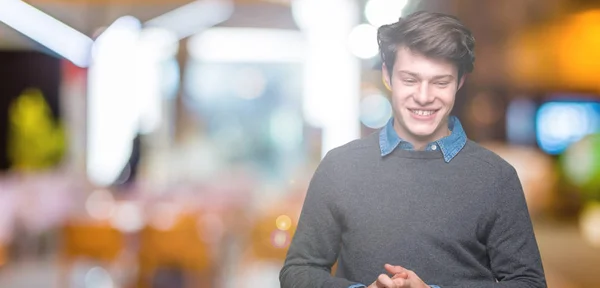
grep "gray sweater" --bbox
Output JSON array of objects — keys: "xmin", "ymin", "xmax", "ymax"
[{"xmin": 280, "ymin": 133, "xmax": 546, "ymax": 288}]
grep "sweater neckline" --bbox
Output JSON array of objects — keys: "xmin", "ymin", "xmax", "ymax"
[{"xmin": 386, "ymin": 148, "xmax": 445, "ymax": 160}]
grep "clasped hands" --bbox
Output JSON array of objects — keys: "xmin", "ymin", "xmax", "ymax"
[{"xmin": 367, "ymin": 264, "xmax": 429, "ymax": 288}]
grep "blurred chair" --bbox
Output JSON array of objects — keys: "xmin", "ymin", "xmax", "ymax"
[
  {"xmin": 248, "ymin": 212, "xmax": 297, "ymax": 262},
  {"xmin": 235, "ymin": 187, "xmax": 339, "ymax": 287},
  {"xmin": 247, "ymin": 212, "xmax": 336, "ymax": 274},
  {"xmin": 0, "ymin": 243, "xmax": 6, "ymax": 268},
  {"xmin": 136, "ymin": 212, "xmax": 216, "ymax": 288},
  {"xmin": 60, "ymin": 220, "xmax": 125, "ymax": 287},
  {"xmin": 233, "ymin": 208, "xmax": 299, "ymax": 287}
]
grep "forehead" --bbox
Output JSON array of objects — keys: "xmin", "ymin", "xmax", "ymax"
[{"xmin": 394, "ymin": 47, "xmax": 457, "ymax": 76}]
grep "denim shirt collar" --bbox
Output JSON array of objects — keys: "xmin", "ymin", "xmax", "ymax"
[{"xmin": 379, "ymin": 116, "xmax": 467, "ymax": 163}]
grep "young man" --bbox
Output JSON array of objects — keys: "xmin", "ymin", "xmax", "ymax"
[{"xmin": 279, "ymin": 11, "xmax": 547, "ymax": 288}]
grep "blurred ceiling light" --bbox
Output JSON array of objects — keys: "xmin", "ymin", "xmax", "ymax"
[
  {"xmin": 188, "ymin": 28, "xmax": 305, "ymax": 62},
  {"xmin": 292, "ymin": 0, "xmax": 360, "ymax": 156},
  {"xmin": 137, "ymin": 27, "xmax": 179, "ymax": 62},
  {"xmin": 291, "ymin": 0, "xmax": 349, "ymax": 31},
  {"xmin": 0, "ymin": 0, "xmax": 93, "ymax": 67},
  {"xmin": 134, "ymin": 27, "xmax": 178, "ymax": 135},
  {"xmin": 348, "ymin": 24, "xmax": 379, "ymax": 59},
  {"xmin": 91, "ymin": 16, "xmax": 142, "ymax": 61},
  {"xmin": 145, "ymin": 0, "xmax": 233, "ymax": 40},
  {"xmin": 87, "ymin": 16, "xmax": 142, "ymax": 187},
  {"xmin": 365, "ymin": 0, "xmax": 408, "ymax": 28}
]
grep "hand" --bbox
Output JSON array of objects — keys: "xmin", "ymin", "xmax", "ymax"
[
  {"xmin": 385, "ymin": 264, "xmax": 429, "ymax": 288},
  {"xmin": 367, "ymin": 264, "xmax": 429, "ymax": 288}
]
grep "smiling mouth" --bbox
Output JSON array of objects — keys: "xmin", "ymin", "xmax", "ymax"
[{"xmin": 408, "ymin": 109, "xmax": 439, "ymax": 116}]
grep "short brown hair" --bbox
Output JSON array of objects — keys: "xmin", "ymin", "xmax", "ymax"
[{"xmin": 378, "ymin": 11, "xmax": 475, "ymax": 79}]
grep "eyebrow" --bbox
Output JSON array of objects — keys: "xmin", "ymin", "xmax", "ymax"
[{"xmin": 398, "ymin": 70, "xmax": 455, "ymax": 80}]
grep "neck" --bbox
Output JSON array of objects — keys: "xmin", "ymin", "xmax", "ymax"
[{"xmin": 393, "ymin": 118, "xmax": 451, "ymax": 150}]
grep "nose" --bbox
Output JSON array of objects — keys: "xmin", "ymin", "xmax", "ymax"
[{"xmin": 414, "ymin": 83, "xmax": 434, "ymax": 105}]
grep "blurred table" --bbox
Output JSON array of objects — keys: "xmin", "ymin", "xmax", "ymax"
[{"xmin": 534, "ymin": 218, "xmax": 600, "ymax": 287}]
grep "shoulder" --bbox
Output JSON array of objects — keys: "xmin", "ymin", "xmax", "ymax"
[
  {"xmin": 321, "ymin": 131, "xmax": 380, "ymax": 167},
  {"xmin": 313, "ymin": 132, "xmax": 380, "ymax": 180},
  {"xmin": 458, "ymin": 140, "xmax": 518, "ymax": 178}
]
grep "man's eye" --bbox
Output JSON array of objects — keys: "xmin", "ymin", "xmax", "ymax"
[
  {"xmin": 436, "ymin": 82, "xmax": 450, "ymax": 87},
  {"xmin": 403, "ymin": 79, "xmax": 417, "ymax": 84}
]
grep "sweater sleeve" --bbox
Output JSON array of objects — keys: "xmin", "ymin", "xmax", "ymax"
[
  {"xmin": 483, "ymin": 165, "xmax": 547, "ymax": 288},
  {"xmin": 279, "ymin": 152, "xmax": 360, "ymax": 288}
]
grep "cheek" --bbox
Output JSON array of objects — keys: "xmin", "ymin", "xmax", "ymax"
[
  {"xmin": 437, "ymin": 89, "xmax": 457, "ymax": 106},
  {"xmin": 390, "ymin": 92, "xmax": 408, "ymax": 109},
  {"xmin": 390, "ymin": 86, "xmax": 412, "ymax": 103}
]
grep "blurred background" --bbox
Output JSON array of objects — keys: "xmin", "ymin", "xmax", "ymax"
[{"xmin": 0, "ymin": 0, "xmax": 599, "ymax": 287}]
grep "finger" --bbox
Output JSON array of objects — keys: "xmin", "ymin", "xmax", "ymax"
[
  {"xmin": 391, "ymin": 271, "xmax": 408, "ymax": 279},
  {"xmin": 392, "ymin": 277, "xmax": 408, "ymax": 287},
  {"xmin": 384, "ymin": 263, "xmax": 408, "ymax": 275},
  {"xmin": 376, "ymin": 273, "xmax": 396, "ymax": 288}
]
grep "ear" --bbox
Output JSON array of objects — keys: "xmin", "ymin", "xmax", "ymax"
[
  {"xmin": 457, "ymin": 74, "xmax": 466, "ymax": 90},
  {"xmin": 382, "ymin": 63, "xmax": 392, "ymax": 91}
]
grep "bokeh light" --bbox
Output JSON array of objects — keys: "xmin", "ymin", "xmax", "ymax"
[
  {"xmin": 275, "ymin": 215, "xmax": 292, "ymax": 231},
  {"xmin": 84, "ymin": 266, "xmax": 114, "ymax": 288},
  {"xmin": 348, "ymin": 24, "xmax": 379, "ymax": 59},
  {"xmin": 360, "ymin": 93, "xmax": 393, "ymax": 129},
  {"xmin": 365, "ymin": 0, "xmax": 409, "ymax": 28},
  {"xmin": 85, "ymin": 189, "xmax": 115, "ymax": 220},
  {"xmin": 580, "ymin": 202, "xmax": 600, "ymax": 248},
  {"xmin": 232, "ymin": 67, "xmax": 267, "ymax": 100},
  {"xmin": 109, "ymin": 202, "xmax": 144, "ymax": 233},
  {"xmin": 148, "ymin": 202, "xmax": 179, "ymax": 231},
  {"xmin": 271, "ymin": 230, "xmax": 290, "ymax": 249},
  {"xmin": 562, "ymin": 133, "xmax": 600, "ymax": 197},
  {"xmin": 536, "ymin": 102, "xmax": 600, "ymax": 154}
]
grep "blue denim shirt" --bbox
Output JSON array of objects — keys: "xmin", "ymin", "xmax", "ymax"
[
  {"xmin": 379, "ymin": 115, "xmax": 467, "ymax": 162},
  {"xmin": 347, "ymin": 117, "xmax": 466, "ymax": 288}
]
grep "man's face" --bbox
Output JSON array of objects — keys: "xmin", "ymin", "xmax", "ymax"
[{"xmin": 383, "ymin": 46, "xmax": 464, "ymax": 148}]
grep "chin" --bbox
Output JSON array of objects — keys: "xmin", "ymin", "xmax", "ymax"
[
  {"xmin": 408, "ymin": 127, "xmax": 438, "ymax": 138},
  {"xmin": 405, "ymin": 120, "xmax": 442, "ymax": 137}
]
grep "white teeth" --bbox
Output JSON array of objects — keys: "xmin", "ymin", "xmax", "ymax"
[{"xmin": 410, "ymin": 109, "xmax": 435, "ymax": 116}]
